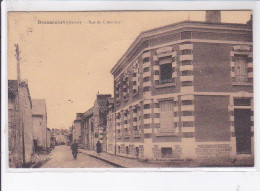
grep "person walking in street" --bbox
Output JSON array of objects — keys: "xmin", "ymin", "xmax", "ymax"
[
  {"xmin": 71, "ymin": 140, "xmax": 78, "ymax": 159},
  {"xmin": 96, "ymin": 140, "xmax": 101, "ymax": 155}
]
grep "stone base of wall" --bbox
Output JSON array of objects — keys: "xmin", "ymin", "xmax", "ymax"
[{"xmin": 195, "ymin": 144, "xmax": 231, "ymax": 160}]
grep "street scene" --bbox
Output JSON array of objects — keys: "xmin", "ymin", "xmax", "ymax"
[
  {"xmin": 8, "ymin": 10, "xmax": 254, "ymax": 168},
  {"xmin": 41, "ymin": 145, "xmax": 114, "ymax": 168}
]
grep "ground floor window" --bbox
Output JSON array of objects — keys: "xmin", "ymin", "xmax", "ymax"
[{"xmin": 161, "ymin": 147, "xmax": 172, "ymax": 158}]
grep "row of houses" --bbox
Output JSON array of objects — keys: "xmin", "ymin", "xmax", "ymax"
[
  {"xmin": 8, "ymin": 79, "xmax": 50, "ymax": 167},
  {"xmin": 51, "ymin": 128, "xmax": 70, "ymax": 146},
  {"xmin": 72, "ymin": 11, "xmax": 254, "ymax": 164}
]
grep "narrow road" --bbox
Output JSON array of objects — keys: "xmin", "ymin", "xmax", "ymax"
[{"xmin": 41, "ymin": 145, "xmax": 114, "ymax": 168}]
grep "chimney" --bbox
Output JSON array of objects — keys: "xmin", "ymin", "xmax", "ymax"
[{"xmin": 205, "ymin": 11, "xmax": 221, "ymax": 23}]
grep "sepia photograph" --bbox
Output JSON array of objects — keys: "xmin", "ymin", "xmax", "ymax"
[{"xmin": 7, "ymin": 10, "xmax": 254, "ymax": 168}]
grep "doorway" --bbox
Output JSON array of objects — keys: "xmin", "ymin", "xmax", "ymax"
[{"xmin": 234, "ymin": 109, "xmax": 251, "ymax": 154}]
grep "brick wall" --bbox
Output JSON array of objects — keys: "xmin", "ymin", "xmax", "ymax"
[
  {"xmin": 194, "ymin": 95, "xmax": 230, "ymax": 142},
  {"xmin": 195, "ymin": 144, "xmax": 231, "ymax": 159}
]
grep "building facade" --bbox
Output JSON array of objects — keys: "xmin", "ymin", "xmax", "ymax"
[
  {"xmin": 109, "ymin": 12, "xmax": 253, "ymax": 164},
  {"xmin": 32, "ymin": 99, "xmax": 48, "ymax": 150},
  {"xmin": 74, "ymin": 94, "xmax": 111, "ymax": 151},
  {"xmin": 8, "ymin": 80, "xmax": 34, "ymax": 167}
]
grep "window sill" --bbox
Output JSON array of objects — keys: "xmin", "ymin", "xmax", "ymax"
[
  {"xmin": 155, "ymin": 82, "xmax": 176, "ymax": 89},
  {"xmin": 232, "ymin": 82, "xmax": 253, "ymax": 86}
]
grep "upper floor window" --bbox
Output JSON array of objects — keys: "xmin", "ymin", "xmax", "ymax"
[
  {"xmin": 143, "ymin": 57, "xmax": 149, "ymax": 63},
  {"xmin": 181, "ymin": 49, "xmax": 192, "ymax": 55},
  {"xmin": 143, "ymin": 77, "xmax": 150, "ymax": 82},
  {"xmin": 234, "ymin": 55, "xmax": 248, "ymax": 83},
  {"xmin": 143, "ymin": 67, "xmax": 150, "ymax": 72},
  {"xmin": 160, "ymin": 63, "xmax": 173, "ymax": 84}
]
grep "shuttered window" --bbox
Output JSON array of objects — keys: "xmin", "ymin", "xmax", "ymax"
[{"xmin": 160, "ymin": 100, "xmax": 174, "ymax": 129}]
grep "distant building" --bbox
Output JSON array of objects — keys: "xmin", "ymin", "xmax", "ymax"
[
  {"xmin": 32, "ymin": 99, "xmax": 48, "ymax": 151},
  {"xmin": 75, "ymin": 94, "xmax": 111, "ymax": 151},
  {"xmin": 106, "ymin": 98, "xmax": 115, "ymax": 154},
  {"xmin": 51, "ymin": 128, "xmax": 69, "ymax": 145},
  {"xmin": 8, "ymin": 80, "xmax": 34, "ymax": 167},
  {"xmin": 72, "ymin": 114, "xmax": 82, "ymax": 143},
  {"xmin": 109, "ymin": 11, "xmax": 253, "ymax": 164}
]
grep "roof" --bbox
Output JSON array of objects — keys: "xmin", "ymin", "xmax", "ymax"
[
  {"xmin": 32, "ymin": 99, "xmax": 47, "ymax": 116},
  {"xmin": 110, "ymin": 20, "xmax": 252, "ymax": 74},
  {"xmin": 83, "ymin": 106, "xmax": 94, "ymax": 118}
]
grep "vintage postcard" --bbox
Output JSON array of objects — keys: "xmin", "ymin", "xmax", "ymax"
[{"xmin": 7, "ymin": 10, "xmax": 253, "ymax": 168}]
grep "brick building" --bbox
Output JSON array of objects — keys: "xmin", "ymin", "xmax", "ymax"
[
  {"xmin": 74, "ymin": 94, "xmax": 111, "ymax": 151},
  {"xmin": 8, "ymin": 80, "xmax": 34, "ymax": 167},
  {"xmin": 32, "ymin": 99, "xmax": 48, "ymax": 151},
  {"xmin": 109, "ymin": 11, "xmax": 253, "ymax": 164}
]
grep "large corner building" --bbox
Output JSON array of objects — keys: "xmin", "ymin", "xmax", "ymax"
[{"xmin": 108, "ymin": 11, "xmax": 253, "ymax": 163}]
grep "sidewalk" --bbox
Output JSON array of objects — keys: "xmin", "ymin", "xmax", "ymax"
[{"xmin": 78, "ymin": 149, "xmax": 164, "ymax": 168}]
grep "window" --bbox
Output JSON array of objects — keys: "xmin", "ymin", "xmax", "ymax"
[
  {"xmin": 133, "ymin": 81, "xmax": 137, "ymax": 85},
  {"xmin": 181, "ymin": 70, "xmax": 193, "ymax": 76},
  {"xmin": 160, "ymin": 100, "xmax": 174, "ymax": 129},
  {"xmin": 143, "ymin": 57, "xmax": 149, "ymax": 63},
  {"xmin": 234, "ymin": 55, "xmax": 248, "ymax": 82},
  {"xmin": 144, "ymin": 114, "xmax": 150, "ymax": 119},
  {"xmin": 182, "ymin": 60, "xmax": 192, "ymax": 66},
  {"xmin": 234, "ymin": 98, "xmax": 251, "ymax": 106},
  {"xmin": 182, "ymin": 81, "xmax": 193, "ymax": 87},
  {"xmin": 154, "ymin": 113, "xmax": 160, "ymax": 118},
  {"xmin": 143, "ymin": 67, "xmax": 150, "ymax": 72},
  {"xmin": 144, "ymin": 104, "xmax": 150, "ymax": 109},
  {"xmin": 143, "ymin": 77, "xmax": 150, "ymax": 82},
  {"xmin": 160, "ymin": 63, "xmax": 173, "ymax": 84},
  {"xmin": 182, "ymin": 100, "xmax": 193, "ymax": 105},
  {"xmin": 133, "ymin": 73, "xmax": 137, "ymax": 77},
  {"xmin": 161, "ymin": 147, "xmax": 172, "ymax": 158},
  {"xmin": 181, "ymin": 49, "xmax": 192, "ymax": 55},
  {"xmin": 182, "ymin": 111, "xmax": 193, "ymax": 116},
  {"xmin": 126, "ymin": 146, "xmax": 129, "ymax": 154},
  {"xmin": 154, "ymin": 70, "xmax": 160, "ymax": 75}
]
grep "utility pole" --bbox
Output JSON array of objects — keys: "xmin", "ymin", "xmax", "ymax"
[{"xmin": 15, "ymin": 44, "xmax": 25, "ymax": 166}]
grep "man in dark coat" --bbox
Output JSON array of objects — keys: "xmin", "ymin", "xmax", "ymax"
[
  {"xmin": 96, "ymin": 140, "xmax": 102, "ymax": 154},
  {"xmin": 71, "ymin": 140, "xmax": 78, "ymax": 158}
]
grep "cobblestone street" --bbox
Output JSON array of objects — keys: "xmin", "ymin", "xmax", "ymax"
[{"xmin": 41, "ymin": 145, "xmax": 114, "ymax": 168}]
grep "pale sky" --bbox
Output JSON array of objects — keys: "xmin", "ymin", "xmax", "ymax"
[{"xmin": 8, "ymin": 11, "xmax": 252, "ymax": 130}]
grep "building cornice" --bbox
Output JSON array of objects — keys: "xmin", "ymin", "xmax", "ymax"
[{"xmin": 110, "ymin": 21, "xmax": 252, "ymax": 75}]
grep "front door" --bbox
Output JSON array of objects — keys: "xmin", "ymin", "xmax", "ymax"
[{"xmin": 234, "ymin": 109, "xmax": 251, "ymax": 154}]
